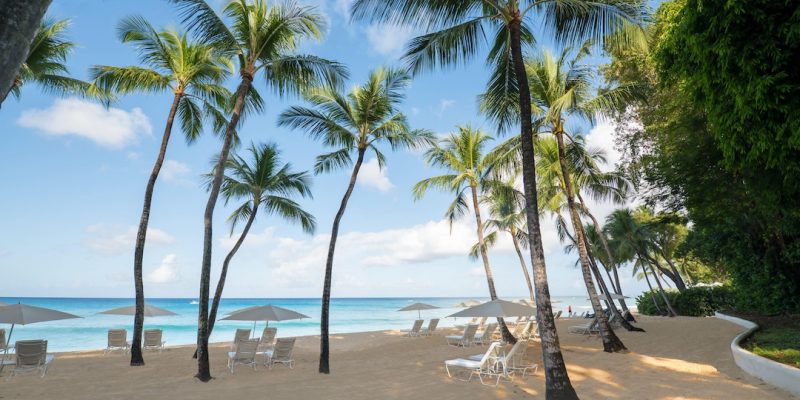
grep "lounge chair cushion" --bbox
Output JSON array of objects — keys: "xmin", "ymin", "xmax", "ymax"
[{"xmin": 444, "ymin": 358, "xmax": 481, "ymax": 369}]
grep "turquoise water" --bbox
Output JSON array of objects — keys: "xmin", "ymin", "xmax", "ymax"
[{"xmin": 0, "ymin": 297, "xmax": 590, "ymax": 352}]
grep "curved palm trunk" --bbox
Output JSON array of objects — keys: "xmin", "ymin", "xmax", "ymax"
[
  {"xmin": 657, "ymin": 249, "xmax": 687, "ymax": 291},
  {"xmin": 319, "ymin": 148, "xmax": 365, "ymax": 374},
  {"xmin": 584, "ymin": 240, "xmax": 644, "ymax": 332},
  {"xmin": 201, "ymin": 200, "xmax": 259, "ymax": 357},
  {"xmin": 0, "ymin": 0, "xmax": 51, "ymax": 104},
  {"xmin": 131, "ymin": 92, "xmax": 182, "ymax": 366},
  {"xmin": 469, "ymin": 184, "xmax": 515, "ymax": 344},
  {"xmin": 554, "ymin": 128, "xmax": 626, "ymax": 352},
  {"xmin": 642, "ymin": 269, "xmax": 663, "ymax": 314},
  {"xmin": 196, "ymin": 75, "xmax": 253, "ymax": 382},
  {"xmin": 509, "ymin": 17, "xmax": 579, "ymax": 399},
  {"xmin": 646, "ymin": 260, "xmax": 677, "ymax": 316},
  {"xmin": 510, "ymin": 228, "xmax": 535, "ymax": 301}
]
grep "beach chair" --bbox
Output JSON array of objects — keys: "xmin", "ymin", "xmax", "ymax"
[
  {"xmin": 227, "ymin": 339, "xmax": 259, "ymax": 373},
  {"xmin": 0, "ymin": 329, "xmax": 7, "ymax": 354},
  {"xmin": 473, "ymin": 323, "xmax": 497, "ymax": 346},
  {"xmin": 256, "ymin": 327, "xmax": 277, "ymax": 355},
  {"xmin": 517, "ymin": 321, "xmax": 535, "ymax": 340},
  {"xmin": 232, "ymin": 328, "xmax": 252, "ymax": 350},
  {"xmin": 467, "ymin": 340, "xmax": 538, "ymax": 380},
  {"xmin": 402, "ymin": 319, "xmax": 424, "ymax": 337},
  {"xmin": 143, "ymin": 329, "xmax": 166, "ymax": 353},
  {"xmin": 477, "ymin": 317, "xmax": 488, "ymax": 328},
  {"xmin": 105, "ymin": 329, "xmax": 130, "ymax": 354},
  {"xmin": 568, "ymin": 318, "xmax": 599, "ymax": 335},
  {"xmin": 445, "ymin": 342, "xmax": 503, "ymax": 386},
  {"xmin": 264, "ymin": 338, "xmax": 296, "ymax": 369},
  {"xmin": 511, "ymin": 321, "xmax": 527, "ymax": 338},
  {"xmin": 420, "ymin": 319, "xmax": 439, "ymax": 336},
  {"xmin": 554, "ymin": 310, "xmax": 562, "ymax": 319},
  {"xmin": 11, "ymin": 340, "xmax": 53, "ymax": 378},
  {"xmin": 446, "ymin": 324, "xmax": 479, "ymax": 347}
]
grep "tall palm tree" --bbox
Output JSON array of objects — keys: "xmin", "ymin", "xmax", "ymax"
[
  {"xmin": 5, "ymin": 17, "xmax": 104, "ymax": 106},
  {"xmin": 414, "ymin": 126, "xmax": 516, "ymax": 343},
  {"xmin": 91, "ymin": 18, "xmax": 230, "ymax": 366},
  {"xmin": 350, "ymin": 1, "xmax": 644, "ymax": 396},
  {"xmin": 170, "ymin": 0, "xmax": 347, "ymax": 381},
  {"xmin": 205, "ymin": 142, "xmax": 316, "ymax": 340},
  {"xmin": 0, "ymin": 0, "xmax": 52, "ymax": 103},
  {"xmin": 278, "ymin": 67, "xmax": 432, "ymax": 374},
  {"xmin": 469, "ymin": 176, "xmax": 535, "ymax": 301}
]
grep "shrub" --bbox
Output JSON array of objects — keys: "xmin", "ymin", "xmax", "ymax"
[{"xmin": 636, "ymin": 286, "xmax": 735, "ymax": 316}]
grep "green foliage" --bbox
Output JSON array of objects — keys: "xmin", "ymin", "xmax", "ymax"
[
  {"xmin": 636, "ymin": 286, "xmax": 735, "ymax": 317},
  {"xmin": 747, "ymin": 326, "xmax": 800, "ymax": 368}
]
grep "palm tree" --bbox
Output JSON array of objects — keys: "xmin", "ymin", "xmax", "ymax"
[
  {"xmin": 0, "ymin": 0, "xmax": 51, "ymax": 103},
  {"xmin": 205, "ymin": 142, "xmax": 316, "ymax": 341},
  {"xmin": 91, "ymin": 18, "xmax": 230, "ymax": 366},
  {"xmin": 413, "ymin": 126, "xmax": 516, "ymax": 343},
  {"xmin": 170, "ymin": 0, "xmax": 347, "ymax": 381},
  {"xmin": 278, "ymin": 67, "xmax": 432, "ymax": 374},
  {"xmin": 469, "ymin": 176, "xmax": 535, "ymax": 301},
  {"xmin": 5, "ymin": 17, "xmax": 105, "ymax": 106},
  {"xmin": 350, "ymin": 1, "xmax": 645, "ymax": 396}
]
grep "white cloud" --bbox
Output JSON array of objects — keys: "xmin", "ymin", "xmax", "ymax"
[
  {"xmin": 334, "ymin": 0, "xmax": 353, "ymax": 21},
  {"xmin": 17, "ymin": 98, "xmax": 152, "ymax": 149},
  {"xmin": 436, "ymin": 99, "xmax": 455, "ymax": 118},
  {"xmin": 161, "ymin": 160, "xmax": 191, "ymax": 183},
  {"xmin": 86, "ymin": 224, "xmax": 175, "ymax": 255},
  {"xmin": 127, "ymin": 152, "xmax": 140, "ymax": 160},
  {"xmin": 585, "ymin": 118, "xmax": 622, "ymax": 171},
  {"xmin": 146, "ymin": 254, "xmax": 180, "ymax": 284},
  {"xmin": 358, "ymin": 158, "xmax": 393, "ymax": 192},
  {"xmin": 365, "ymin": 24, "xmax": 413, "ymax": 58},
  {"xmin": 220, "ymin": 227, "xmax": 276, "ymax": 251}
]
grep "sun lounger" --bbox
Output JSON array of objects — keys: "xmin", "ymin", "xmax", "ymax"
[
  {"xmin": 143, "ymin": 329, "xmax": 166, "ymax": 353},
  {"xmin": 473, "ymin": 323, "xmax": 497, "ymax": 345},
  {"xmin": 554, "ymin": 310, "xmax": 562, "ymax": 319},
  {"xmin": 467, "ymin": 340, "xmax": 538, "ymax": 380},
  {"xmin": 232, "ymin": 328, "xmax": 252, "ymax": 350},
  {"xmin": 568, "ymin": 318, "xmax": 599, "ymax": 335},
  {"xmin": 511, "ymin": 321, "xmax": 527, "ymax": 338},
  {"xmin": 445, "ymin": 342, "xmax": 503, "ymax": 386},
  {"xmin": 446, "ymin": 324, "xmax": 479, "ymax": 347},
  {"xmin": 519, "ymin": 321, "xmax": 536, "ymax": 340},
  {"xmin": 11, "ymin": 340, "xmax": 53, "ymax": 378},
  {"xmin": 227, "ymin": 338, "xmax": 259, "ymax": 373},
  {"xmin": 0, "ymin": 329, "xmax": 8, "ymax": 355},
  {"xmin": 105, "ymin": 329, "xmax": 130, "ymax": 354},
  {"xmin": 263, "ymin": 337, "xmax": 295, "ymax": 369},
  {"xmin": 477, "ymin": 317, "xmax": 488, "ymax": 328},
  {"xmin": 421, "ymin": 319, "xmax": 439, "ymax": 336},
  {"xmin": 256, "ymin": 327, "xmax": 277, "ymax": 355},
  {"xmin": 402, "ymin": 319, "xmax": 424, "ymax": 337}
]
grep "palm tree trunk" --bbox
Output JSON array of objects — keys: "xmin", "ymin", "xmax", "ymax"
[
  {"xmin": 642, "ymin": 269, "xmax": 663, "ymax": 314},
  {"xmin": 510, "ymin": 228, "xmax": 535, "ymax": 301},
  {"xmin": 554, "ymin": 127, "xmax": 626, "ymax": 352},
  {"xmin": 0, "ymin": 0, "xmax": 51, "ymax": 104},
  {"xmin": 657, "ymin": 248, "xmax": 687, "ymax": 291},
  {"xmin": 508, "ymin": 16, "xmax": 579, "ymax": 400},
  {"xmin": 469, "ymin": 184, "xmax": 515, "ymax": 344},
  {"xmin": 647, "ymin": 260, "xmax": 677, "ymax": 316},
  {"xmin": 584, "ymin": 239, "xmax": 644, "ymax": 332},
  {"xmin": 196, "ymin": 75, "xmax": 253, "ymax": 382},
  {"xmin": 206, "ymin": 201, "xmax": 259, "ymax": 348},
  {"xmin": 131, "ymin": 92, "xmax": 182, "ymax": 366},
  {"xmin": 319, "ymin": 148, "xmax": 365, "ymax": 374}
]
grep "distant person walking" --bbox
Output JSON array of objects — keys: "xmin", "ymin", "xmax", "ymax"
[{"xmin": 568, "ymin": 305, "xmax": 573, "ymax": 317}]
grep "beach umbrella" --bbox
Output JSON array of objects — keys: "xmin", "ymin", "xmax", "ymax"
[
  {"xmin": 397, "ymin": 303, "xmax": 440, "ymax": 319},
  {"xmin": 589, "ymin": 294, "xmax": 630, "ymax": 302},
  {"xmin": 454, "ymin": 300, "xmax": 483, "ymax": 308},
  {"xmin": 0, "ymin": 303, "xmax": 82, "ymax": 373},
  {"xmin": 99, "ymin": 304, "xmax": 178, "ymax": 317},
  {"xmin": 447, "ymin": 299, "xmax": 536, "ymax": 318},
  {"xmin": 221, "ymin": 305, "xmax": 310, "ymax": 336}
]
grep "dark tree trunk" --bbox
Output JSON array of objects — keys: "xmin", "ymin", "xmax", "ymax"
[
  {"xmin": 131, "ymin": 92, "xmax": 182, "ymax": 366},
  {"xmin": 554, "ymin": 128, "xmax": 626, "ymax": 352},
  {"xmin": 647, "ymin": 260, "xmax": 677, "ymax": 317},
  {"xmin": 585, "ymin": 242, "xmax": 644, "ymax": 332},
  {"xmin": 469, "ymin": 184, "xmax": 515, "ymax": 344},
  {"xmin": 642, "ymin": 269, "xmax": 663, "ymax": 315},
  {"xmin": 196, "ymin": 75, "xmax": 253, "ymax": 382},
  {"xmin": 509, "ymin": 17, "xmax": 579, "ymax": 400},
  {"xmin": 0, "ymin": 0, "xmax": 51, "ymax": 105},
  {"xmin": 319, "ymin": 148, "xmax": 365, "ymax": 374},
  {"xmin": 510, "ymin": 228, "xmax": 535, "ymax": 301},
  {"xmin": 658, "ymin": 249, "xmax": 687, "ymax": 291}
]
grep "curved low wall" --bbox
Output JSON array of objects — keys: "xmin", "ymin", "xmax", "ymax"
[{"xmin": 715, "ymin": 311, "xmax": 800, "ymax": 397}]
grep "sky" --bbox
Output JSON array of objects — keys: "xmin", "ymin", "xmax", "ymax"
[{"xmin": 0, "ymin": 0, "xmax": 652, "ymax": 299}]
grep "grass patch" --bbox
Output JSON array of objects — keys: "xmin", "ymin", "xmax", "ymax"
[{"xmin": 733, "ymin": 312, "xmax": 800, "ymax": 369}]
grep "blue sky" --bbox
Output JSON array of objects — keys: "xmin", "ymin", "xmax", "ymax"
[{"xmin": 0, "ymin": 0, "xmax": 652, "ymax": 299}]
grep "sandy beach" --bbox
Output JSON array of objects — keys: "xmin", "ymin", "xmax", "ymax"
[{"xmin": 1, "ymin": 316, "xmax": 794, "ymax": 400}]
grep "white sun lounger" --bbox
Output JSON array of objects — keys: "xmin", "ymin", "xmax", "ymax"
[
  {"xmin": 402, "ymin": 319, "xmax": 424, "ymax": 337},
  {"xmin": 143, "ymin": 329, "xmax": 166, "ymax": 353},
  {"xmin": 105, "ymin": 329, "xmax": 130, "ymax": 354},
  {"xmin": 473, "ymin": 323, "xmax": 497, "ymax": 345},
  {"xmin": 420, "ymin": 318, "xmax": 439, "ymax": 336},
  {"xmin": 445, "ymin": 342, "xmax": 503, "ymax": 386},
  {"xmin": 232, "ymin": 328, "xmax": 252, "ymax": 350},
  {"xmin": 256, "ymin": 327, "xmax": 277, "ymax": 355},
  {"xmin": 227, "ymin": 339, "xmax": 259, "ymax": 373},
  {"xmin": 568, "ymin": 318, "xmax": 599, "ymax": 335},
  {"xmin": 468, "ymin": 340, "xmax": 538, "ymax": 380},
  {"xmin": 263, "ymin": 337, "xmax": 295, "ymax": 369},
  {"xmin": 11, "ymin": 340, "xmax": 54, "ymax": 378},
  {"xmin": 446, "ymin": 324, "xmax": 479, "ymax": 347}
]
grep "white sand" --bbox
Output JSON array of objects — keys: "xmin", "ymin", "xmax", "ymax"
[{"xmin": 1, "ymin": 316, "xmax": 795, "ymax": 399}]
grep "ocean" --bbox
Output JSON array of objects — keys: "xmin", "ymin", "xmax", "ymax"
[{"xmin": 0, "ymin": 297, "xmax": 593, "ymax": 352}]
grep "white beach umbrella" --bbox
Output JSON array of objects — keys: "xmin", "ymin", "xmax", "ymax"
[
  {"xmin": 447, "ymin": 299, "xmax": 536, "ymax": 318},
  {"xmin": 454, "ymin": 300, "xmax": 483, "ymax": 308},
  {"xmin": 0, "ymin": 303, "xmax": 82, "ymax": 372},
  {"xmin": 221, "ymin": 305, "xmax": 310, "ymax": 335},
  {"xmin": 397, "ymin": 303, "xmax": 440, "ymax": 319},
  {"xmin": 99, "ymin": 304, "xmax": 178, "ymax": 317}
]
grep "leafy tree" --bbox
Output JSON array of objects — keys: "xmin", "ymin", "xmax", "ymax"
[
  {"xmin": 279, "ymin": 67, "xmax": 432, "ymax": 374},
  {"xmin": 170, "ymin": 0, "xmax": 347, "ymax": 381},
  {"xmin": 91, "ymin": 18, "xmax": 231, "ymax": 366}
]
